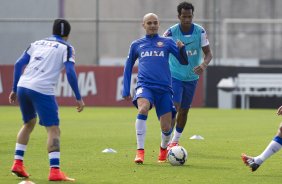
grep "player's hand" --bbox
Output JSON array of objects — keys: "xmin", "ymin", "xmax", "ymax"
[
  {"xmin": 123, "ymin": 96, "xmax": 132, "ymax": 101},
  {"xmin": 76, "ymin": 99, "xmax": 85, "ymax": 112},
  {"xmin": 9, "ymin": 91, "xmax": 17, "ymax": 104},
  {"xmin": 176, "ymin": 40, "xmax": 184, "ymax": 48},
  {"xmin": 193, "ymin": 63, "xmax": 208, "ymax": 75},
  {"xmin": 277, "ymin": 106, "xmax": 282, "ymax": 115}
]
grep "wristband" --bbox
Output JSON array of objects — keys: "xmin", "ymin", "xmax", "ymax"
[{"xmin": 202, "ymin": 62, "xmax": 208, "ymax": 67}]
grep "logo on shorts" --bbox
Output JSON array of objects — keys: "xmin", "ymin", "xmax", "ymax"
[{"xmin": 136, "ymin": 87, "xmax": 143, "ymax": 95}]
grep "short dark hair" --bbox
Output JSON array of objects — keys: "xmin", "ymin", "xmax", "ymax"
[
  {"xmin": 53, "ymin": 19, "xmax": 71, "ymax": 37},
  {"xmin": 177, "ymin": 1, "xmax": 194, "ymax": 15}
]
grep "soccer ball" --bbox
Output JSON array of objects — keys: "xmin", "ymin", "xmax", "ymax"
[{"xmin": 167, "ymin": 146, "xmax": 188, "ymax": 166}]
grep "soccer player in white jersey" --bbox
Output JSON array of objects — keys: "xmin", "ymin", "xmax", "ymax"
[
  {"xmin": 242, "ymin": 106, "xmax": 282, "ymax": 172},
  {"xmin": 9, "ymin": 19, "xmax": 85, "ymax": 181},
  {"xmin": 163, "ymin": 1, "xmax": 212, "ymax": 149}
]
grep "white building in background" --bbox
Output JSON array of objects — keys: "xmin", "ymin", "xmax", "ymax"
[{"xmin": 0, "ymin": 0, "xmax": 282, "ymax": 65}]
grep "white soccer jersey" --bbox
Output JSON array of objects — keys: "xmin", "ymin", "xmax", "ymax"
[{"xmin": 17, "ymin": 37, "xmax": 75, "ymax": 95}]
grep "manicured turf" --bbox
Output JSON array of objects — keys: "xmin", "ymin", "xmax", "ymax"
[{"xmin": 1, "ymin": 106, "xmax": 281, "ymax": 183}]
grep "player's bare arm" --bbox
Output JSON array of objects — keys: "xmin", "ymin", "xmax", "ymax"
[
  {"xmin": 76, "ymin": 99, "xmax": 85, "ymax": 112},
  {"xmin": 193, "ymin": 45, "xmax": 212, "ymax": 75},
  {"xmin": 9, "ymin": 91, "xmax": 17, "ymax": 104},
  {"xmin": 176, "ymin": 40, "xmax": 185, "ymax": 48},
  {"xmin": 123, "ymin": 95, "xmax": 132, "ymax": 101}
]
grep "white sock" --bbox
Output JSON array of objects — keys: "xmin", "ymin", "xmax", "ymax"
[
  {"xmin": 171, "ymin": 130, "xmax": 182, "ymax": 143},
  {"xmin": 14, "ymin": 143, "xmax": 27, "ymax": 160},
  {"xmin": 136, "ymin": 118, "xmax": 146, "ymax": 149},
  {"xmin": 171, "ymin": 126, "xmax": 184, "ymax": 143},
  {"xmin": 254, "ymin": 140, "xmax": 282, "ymax": 165},
  {"xmin": 49, "ymin": 151, "xmax": 60, "ymax": 168},
  {"xmin": 161, "ymin": 130, "xmax": 172, "ymax": 149}
]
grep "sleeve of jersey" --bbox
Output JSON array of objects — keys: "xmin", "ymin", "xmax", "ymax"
[
  {"xmin": 163, "ymin": 29, "xmax": 172, "ymax": 37},
  {"xmin": 168, "ymin": 40, "xmax": 189, "ymax": 65},
  {"xmin": 12, "ymin": 52, "xmax": 30, "ymax": 93},
  {"xmin": 64, "ymin": 61, "xmax": 82, "ymax": 100},
  {"xmin": 201, "ymin": 29, "xmax": 210, "ymax": 47},
  {"xmin": 122, "ymin": 43, "xmax": 137, "ymax": 97},
  {"xmin": 63, "ymin": 46, "xmax": 75, "ymax": 63}
]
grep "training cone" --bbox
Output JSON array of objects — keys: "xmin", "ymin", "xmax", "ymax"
[
  {"xmin": 18, "ymin": 181, "xmax": 35, "ymax": 184},
  {"xmin": 102, "ymin": 148, "xmax": 117, "ymax": 153},
  {"xmin": 190, "ymin": 135, "xmax": 204, "ymax": 140}
]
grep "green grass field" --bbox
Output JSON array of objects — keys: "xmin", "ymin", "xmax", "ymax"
[{"xmin": 1, "ymin": 106, "xmax": 282, "ymax": 184}]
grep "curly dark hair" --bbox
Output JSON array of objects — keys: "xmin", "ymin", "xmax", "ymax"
[{"xmin": 177, "ymin": 1, "xmax": 194, "ymax": 15}]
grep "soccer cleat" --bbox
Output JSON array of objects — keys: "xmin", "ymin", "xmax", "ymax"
[
  {"xmin": 11, "ymin": 160, "xmax": 30, "ymax": 178},
  {"xmin": 48, "ymin": 168, "xmax": 75, "ymax": 181},
  {"xmin": 241, "ymin": 153, "xmax": 260, "ymax": 172},
  {"xmin": 167, "ymin": 142, "xmax": 179, "ymax": 151},
  {"xmin": 158, "ymin": 147, "xmax": 168, "ymax": 163},
  {"xmin": 134, "ymin": 149, "xmax": 144, "ymax": 164}
]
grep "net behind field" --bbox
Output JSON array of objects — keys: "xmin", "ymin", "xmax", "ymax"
[{"xmin": 222, "ymin": 19, "xmax": 282, "ymax": 60}]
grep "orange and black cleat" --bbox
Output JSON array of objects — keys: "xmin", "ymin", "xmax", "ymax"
[{"xmin": 241, "ymin": 153, "xmax": 260, "ymax": 172}]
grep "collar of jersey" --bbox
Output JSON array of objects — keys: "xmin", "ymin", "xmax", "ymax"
[
  {"xmin": 145, "ymin": 34, "xmax": 159, "ymax": 39},
  {"xmin": 52, "ymin": 35, "xmax": 64, "ymax": 41},
  {"xmin": 47, "ymin": 35, "xmax": 69, "ymax": 46},
  {"xmin": 178, "ymin": 23, "xmax": 194, "ymax": 35}
]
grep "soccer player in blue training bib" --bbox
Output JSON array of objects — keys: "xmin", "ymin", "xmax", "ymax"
[
  {"xmin": 9, "ymin": 19, "xmax": 85, "ymax": 181},
  {"xmin": 242, "ymin": 105, "xmax": 282, "ymax": 172},
  {"xmin": 163, "ymin": 2, "xmax": 212, "ymax": 149},
  {"xmin": 122, "ymin": 13, "xmax": 189, "ymax": 164}
]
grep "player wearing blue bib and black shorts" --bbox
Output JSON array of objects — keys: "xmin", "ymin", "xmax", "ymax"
[
  {"xmin": 9, "ymin": 19, "xmax": 85, "ymax": 181},
  {"xmin": 163, "ymin": 2, "xmax": 213, "ymax": 149},
  {"xmin": 122, "ymin": 13, "xmax": 189, "ymax": 164}
]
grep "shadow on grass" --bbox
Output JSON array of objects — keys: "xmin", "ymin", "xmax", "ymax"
[
  {"xmin": 192, "ymin": 152, "xmax": 239, "ymax": 161},
  {"xmin": 133, "ymin": 162, "xmax": 231, "ymax": 171},
  {"xmin": 187, "ymin": 164, "xmax": 232, "ymax": 171}
]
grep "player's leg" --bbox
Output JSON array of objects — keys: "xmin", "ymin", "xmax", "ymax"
[
  {"xmin": 242, "ymin": 122, "xmax": 282, "ymax": 172},
  {"xmin": 160, "ymin": 112, "xmax": 173, "ymax": 149},
  {"xmin": 31, "ymin": 91, "xmax": 74, "ymax": 181},
  {"xmin": 171, "ymin": 77, "xmax": 183, "ymax": 128},
  {"xmin": 155, "ymin": 92, "xmax": 173, "ymax": 162},
  {"xmin": 132, "ymin": 87, "xmax": 153, "ymax": 164},
  {"xmin": 171, "ymin": 80, "xmax": 198, "ymax": 145},
  {"xmin": 46, "ymin": 125, "xmax": 61, "ymax": 165},
  {"xmin": 158, "ymin": 112, "xmax": 173, "ymax": 162},
  {"xmin": 167, "ymin": 103, "xmax": 180, "ymax": 150},
  {"xmin": 134, "ymin": 98, "xmax": 151, "ymax": 164},
  {"xmin": 172, "ymin": 108, "xmax": 189, "ymax": 142},
  {"xmin": 12, "ymin": 118, "xmax": 36, "ymax": 178},
  {"xmin": 16, "ymin": 119, "xmax": 36, "ymax": 145},
  {"xmin": 11, "ymin": 87, "xmax": 37, "ymax": 178},
  {"xmin": 45, "ymin": 125, "xmax": 73, "ymax": 181},
  {"xmin": 168, "ymin": 78, "xmax": 183, "ymax": 149},
  {"xmin": 172, "ymin": 103, "xmax": 180, "ymax": 128},
  {"xmin": 45, "ymin": 125, "xmax": 72, "ymax": 181}
]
